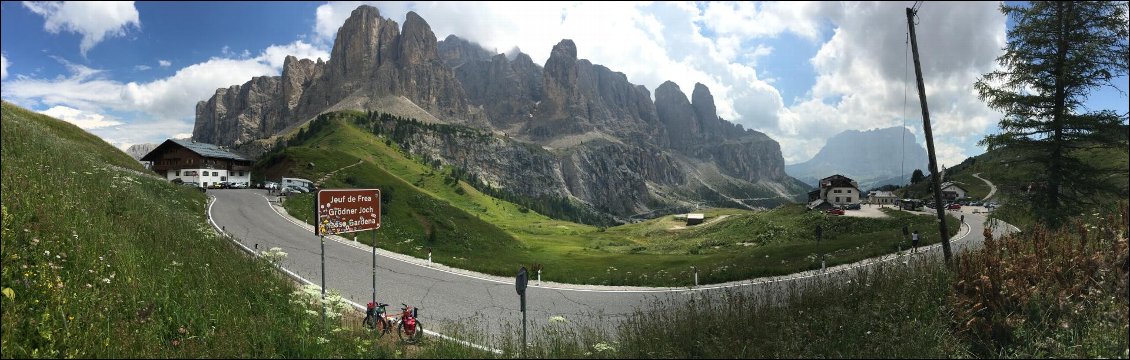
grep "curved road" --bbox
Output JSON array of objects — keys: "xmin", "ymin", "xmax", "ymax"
[{"xmin": 208, "ymin": 189, "xmax": 1016, "ymax": 347}]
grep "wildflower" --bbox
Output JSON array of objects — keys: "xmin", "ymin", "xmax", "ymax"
[
  {"xmin": 315, "ymin": 337, "xmax": 329, "ymax": 344},
  {"xmin": 593, "ymin": 342, "xmax": 616, "ymax": 353},
  {"xmin": 549, "ymin": 315, "xmax": 568, "ymax": 324},
  {"xmin": 172, "ymin": 339, "xmax": 180, "ymax": 347},
  {"xmin": 101, "ymin": 278, "xmax": 111, "ymax": 284},
  {"xmin": 178, "ymin": 326, "xmax": 187, "ymax": 335}
]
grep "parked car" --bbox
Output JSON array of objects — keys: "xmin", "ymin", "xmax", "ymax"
[
  {"xmin": 177, "ymin": 181, "xmax": 206, "ymax": 192},
  {"xmin": 264, "ymin": 181, "xmax": 279, "ymax": 190},
  {"xmin": 844, "ymin": 203, "xmax": 861, "ymax": 210},
  {"xmin": 230, "ymin": 182, "xmax": 249, "ymax": 189},
  {"xmin": 947, "ymin": 203, "xmax": 961, "ymax": 210},
  {"xmin": 825, "ymin": 207, "xmax": 845, "ymax": 215}
]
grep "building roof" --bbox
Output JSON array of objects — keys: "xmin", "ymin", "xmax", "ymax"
[
  {"xmin": 687, "ymin": 213, "xmax": 705, "ymax": 220},
  {"xmin": 941, "ymin": 182, "xmax": 967, "ymax": 192},
  {"xmin": 870, "ymin": 191, "xmax": 897, "ymax": 198},
  {"xmin": 819, "ymin": 174, "xmax": 858, "ymax": 189},
  {"xmin": 141, "ymin": 139, "xmax": 250, "ymax": 162}
]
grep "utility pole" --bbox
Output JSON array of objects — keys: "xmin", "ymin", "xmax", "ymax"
[{"xmin": 906, "ymin": 6, "xmax": 953, "ymax": 264}]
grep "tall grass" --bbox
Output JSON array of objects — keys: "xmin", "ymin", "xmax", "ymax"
[{"xmin": 0, "ymin": 101, "xmax": 400, "ymax": 357}]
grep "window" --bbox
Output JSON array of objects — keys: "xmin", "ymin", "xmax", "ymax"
[
  {"xmin": 175, "ymin": 170, "xmax": 180, "ymax": 177},
  {"xmin": 203, "ymin": 182, "xmax": 209, "ymax": 187},
  {"xmin": 833, "ymin": 189, "xmax": 841, "ymax": 193},
  {"xmin": 835, "ymin": 197, "xmax": 840, "ymax": 203},
  {"xmin": 212, "ymin": 171, "xmax": 219, "ymax": 176},
  {"xmin": 221, "ymin": 176, "xmax": 227, "ymax": 181}
]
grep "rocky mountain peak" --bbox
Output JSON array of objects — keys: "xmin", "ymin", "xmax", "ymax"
[
  {"xmin": 549, "ymin": 39, "xmax": 578, "ymax": 61},
  {"xmin": 399, "ymin": 11, "xmax": 439, "ymax": 66},
  {"xmin": 437, "ymin": 34, "xmax": 493, "ymax": 68},
  {"xmin": 691, "ymin": 82, "xmax": 724, "ymax": 140}
]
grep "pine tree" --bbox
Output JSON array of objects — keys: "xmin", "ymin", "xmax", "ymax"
[
  {"xmin": 975, "ymin": 1, "xmax": 1129, "ymax": 227},
  {"xmin": 911, "ymin": 169, "xmax": 926, "ymax": 184}
]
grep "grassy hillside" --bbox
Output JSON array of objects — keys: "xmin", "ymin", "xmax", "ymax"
[
  {"xmin": 266, "ymin": 111, "xmax": 958, "ymax": 286},
  {"xmin": 901, "ymin": 145, "xmax": 1129, "ymax": 229},
  {"xmin": 0, "ymin": 101, "xmax": 399, "ymax": 357}
]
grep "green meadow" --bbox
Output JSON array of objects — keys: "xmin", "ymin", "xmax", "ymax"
[{"xmin": 272, "ymin": 111, "xmax": 958, "ymax": 286}]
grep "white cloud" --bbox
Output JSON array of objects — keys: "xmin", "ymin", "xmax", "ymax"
[
  {"xmin": 1, "ymin": 40, "xmax": 329, "ymax": 147},
  {"xmin": 134, "ymin": 64, "xmax": 151, "ymax": 71},
  {"xmin": 39, "ymin": 105, "xmax": 122, "ymax": 129},
  {"xmin": 158, "ymin": 59, "xmax": 171, "ymax": 67},
  {"xmin": 23, "ymin": 1, "xmax": 141, "ymax": 55},
  {"xmin": 1, "ymin": 53, "xmax": 8, "ymax": 80},
  {"xmin": 768, "ymin": 2, "xmax": 1006, "ymax": 164}
]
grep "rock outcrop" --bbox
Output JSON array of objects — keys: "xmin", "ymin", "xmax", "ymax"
[{"xmin": 193, "ymin": 5, "xmax": 807, "ymax": 220}]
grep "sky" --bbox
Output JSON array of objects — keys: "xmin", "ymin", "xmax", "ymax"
[{"xmin": 1, "ymin": 1, "xmax": 1127, "ymax": 168}]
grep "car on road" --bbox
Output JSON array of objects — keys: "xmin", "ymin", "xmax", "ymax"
[{"xmin": 825, "ymin": 207, "xmax": 845, "ymax": 215}]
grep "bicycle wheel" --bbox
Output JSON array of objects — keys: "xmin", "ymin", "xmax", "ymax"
[
  {"xmin": 375, "ymin": 318, "xmax": 392, "ymax": 338},
  {"xmin": 397, "ymin": 320, "xmax": 424, "ymax": 343}
]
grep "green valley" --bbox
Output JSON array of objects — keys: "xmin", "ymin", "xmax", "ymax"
[{"xmin": 266, "ymin": 111, "xmax": 959, "ymax": 286}]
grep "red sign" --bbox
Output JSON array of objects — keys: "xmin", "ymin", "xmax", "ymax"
[{"xmin": 315, "ymin": 189, "xmax": 381, "ymax": 236}]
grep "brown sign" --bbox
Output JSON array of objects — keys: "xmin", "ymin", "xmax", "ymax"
[{"xmin": 315, "ymin": 189, "xmax": 381, "ymax": 236}]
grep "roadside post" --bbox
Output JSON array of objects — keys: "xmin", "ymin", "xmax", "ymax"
[
  {"xmin": 534, "ymin": 263, "xmax": 542, "ymax": 286},
  {"xmin": 815, "ymin": 225, "xmax": 824, "ymax": 272},
  {"xmin": 692, "ymin": 266, "xmax": 699, "ymax": 286},
  {"xmin": 315, "ymin": 189, "xmax": 381, "ymax": 331},
  {"xmin": 515, "ymin": 266, "xmax": 529, "ymax": 355}
]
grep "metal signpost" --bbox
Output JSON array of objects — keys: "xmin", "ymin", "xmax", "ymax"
[
  {"xmin": 315, "ymin": 189, "xmax": 381, "ymax": 329},
  {"xmin": 516, "ymin": 266, "xmax": 529, "ymax": 355}
]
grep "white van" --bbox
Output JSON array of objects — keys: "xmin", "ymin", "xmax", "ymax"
[{"xmin": 281, "ymin": 177, "xmax": 315, "ymax": 192}]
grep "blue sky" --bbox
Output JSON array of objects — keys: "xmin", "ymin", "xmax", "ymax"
[{"xmin": 2, "ymin": 1, "xmax": 1126, "ymax": 168}]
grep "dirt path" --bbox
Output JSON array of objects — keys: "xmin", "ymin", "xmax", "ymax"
[
  {"xmin": 315, "ymin": 160, "xmax": 363, "ymax": 187},
  {"xmin": 972, "ymin": 173, "xmax": 997, "ymax": 200}
]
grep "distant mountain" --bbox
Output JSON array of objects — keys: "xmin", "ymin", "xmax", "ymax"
[
  {"xmin": 786, "ymin": 127, "xmax": 929, "ymax": 190},
  {"xmin": 125, "ymin": 143, "xmax": 158, "ymax": 161},
  {"xmin": 192, "ymin": 5, "xmax": 808, "ymax": 220}
]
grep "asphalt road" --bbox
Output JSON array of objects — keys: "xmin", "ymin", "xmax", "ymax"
[{"xmin": 207, "ymin": 189, "xmax": 1017, "ymax": 347}]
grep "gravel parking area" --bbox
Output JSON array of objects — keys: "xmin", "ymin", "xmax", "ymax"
[{"xmin": 842, "ymin": 204, "xmax": 892, "ymax": 218}]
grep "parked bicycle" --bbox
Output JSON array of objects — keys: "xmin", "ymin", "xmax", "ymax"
[
  {"xmin": 397, "ymin": 303, "xmax": 423, "ymax": 344},
  {"xmin": 363, "ymin": 302, "xmax": 394, "ymax": 337}
]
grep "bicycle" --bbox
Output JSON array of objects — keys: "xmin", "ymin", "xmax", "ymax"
[
  {"xmin": 396, "ymin": 303, "xmax": 424, "ymax": 344},
  {"xmin": 363, "ymin": 302, "xmax": 395, "ymax": 338}
]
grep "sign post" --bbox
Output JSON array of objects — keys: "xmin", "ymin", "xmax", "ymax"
[
  {"xmin": 315, "ymin": 189, "xmax": 381, "ymax": 330},
  {"xmin": 516, "ymin": 266, "xmax": 529, "ymax": 355}
]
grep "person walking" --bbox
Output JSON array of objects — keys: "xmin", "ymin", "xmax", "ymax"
[{"xmin": 911, "ymin": 230, "xmax": 920, "ymax": 253}]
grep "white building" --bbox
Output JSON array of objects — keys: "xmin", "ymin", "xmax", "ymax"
[
  {"xmin": 813, "ymin": 174, "xmax": 860, "ymax": 206},
  {"xmin": 141, "ymin": 139, "xmax": 252, "ymax": 188},
  {"xmin": 868, "ymin": 191, "xmax": 898, "ymax": 205},
  {"xmin": 941, "ymin": 182, "xmax": 968, "ymax": 201}
]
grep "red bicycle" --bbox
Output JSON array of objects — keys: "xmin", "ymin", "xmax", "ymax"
[{"xmin": 396, "ymin": 303, "xmax": 424, "ymax": 343}]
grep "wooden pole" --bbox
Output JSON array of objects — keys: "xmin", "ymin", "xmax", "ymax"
[{"xmin": 907, "ymin": 7, "xmax": 953, "ymax": 264}]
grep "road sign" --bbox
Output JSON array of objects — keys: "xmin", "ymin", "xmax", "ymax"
[
  {"xmin": 515, "ymin": 266, "xmax": 528, "ymax": 296},
  {"xmin": 315, "ymin": 189, "xmax": 381, "ymax": 236}
]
